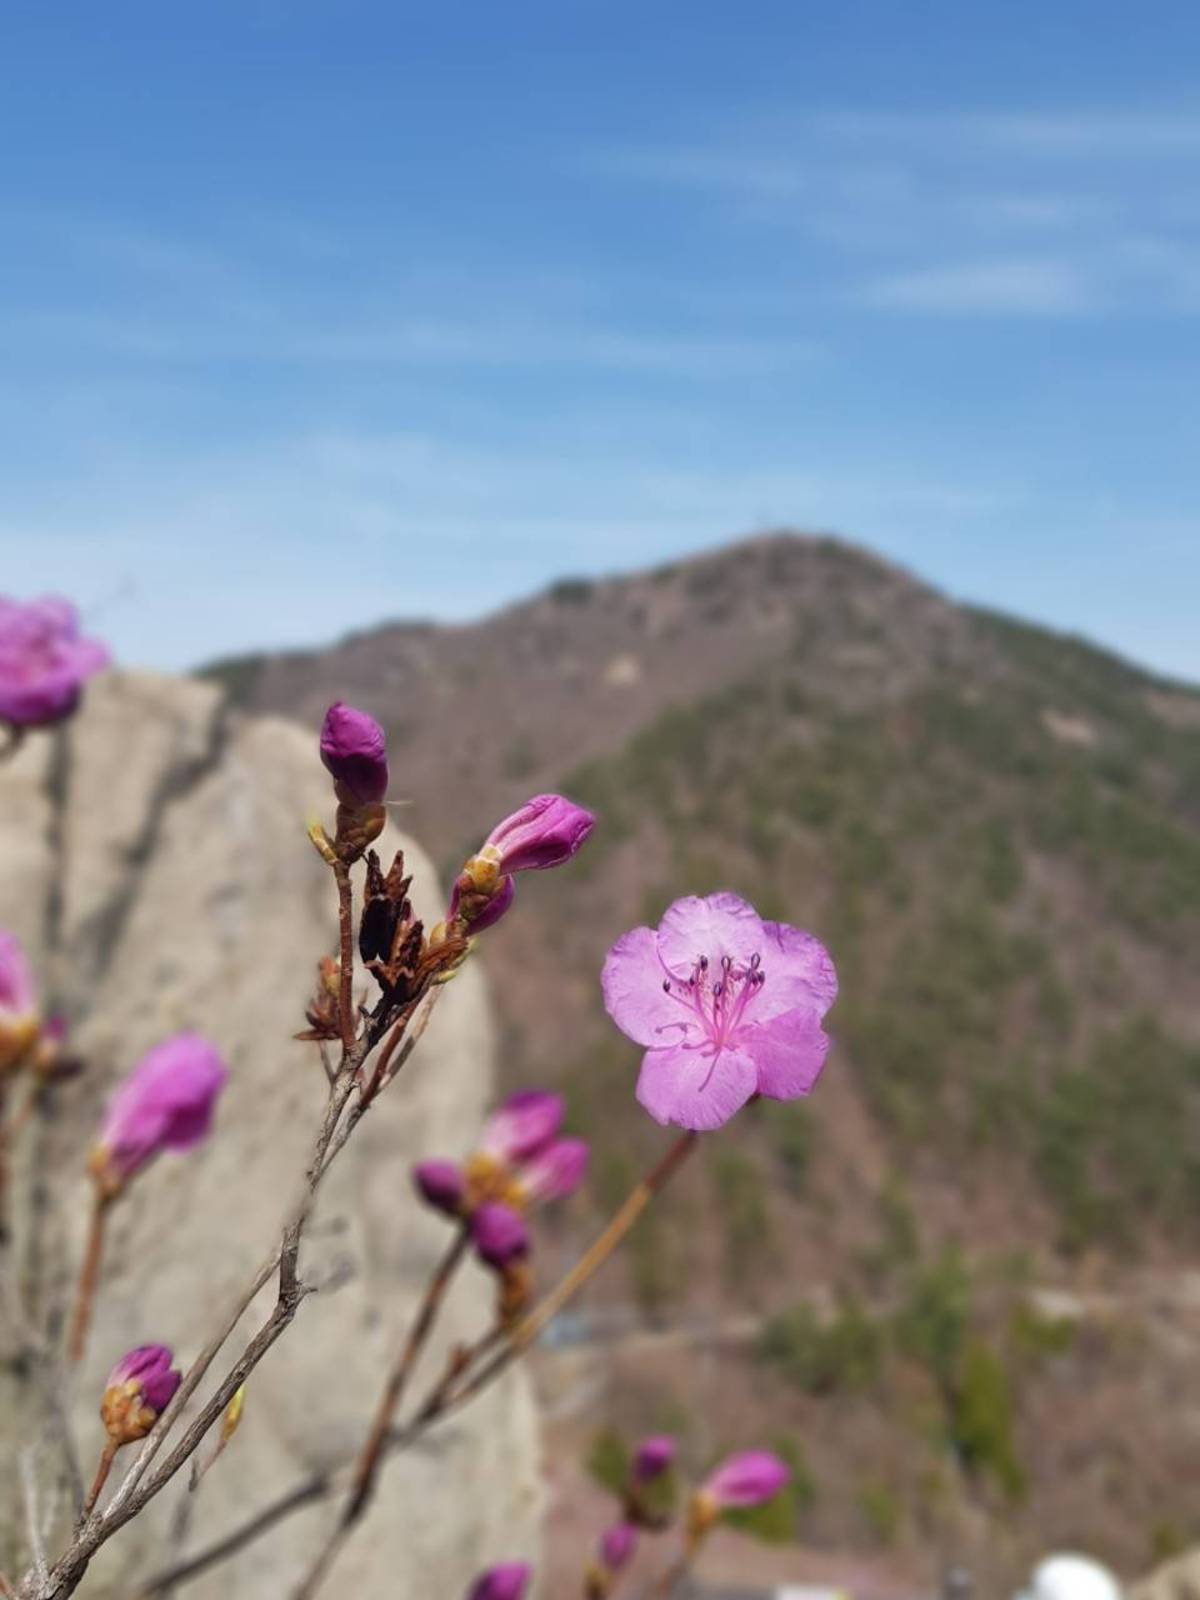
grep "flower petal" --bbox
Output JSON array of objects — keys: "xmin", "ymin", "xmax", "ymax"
[
  {"xmin": 636, "ymin": 1043, "xmax": 756, "ymax": 1131},
  {"xmin": 741, "ymin": 1008, "xmax": 830, "ymax": 1101},
  {"xmin": 760, "ymin": 922, "xmax": 838, "ymax": 1013},
  {"xmin": 656, "ymin": 892, "xmax": 764, "ymax": 977},
  {"xmin": 602, "ymin": 926, "xmax": 684, "ymax": 1048}
]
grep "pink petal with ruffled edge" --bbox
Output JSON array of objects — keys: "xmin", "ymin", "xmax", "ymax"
[
  {"xmin": 601, "ymin": 925, "xmax": 685, "ymax": 1047},
  {"xmin": 761, "ymin": 921, "xmax": 838, "ymax": 1011},
  {"xmin": 742, "ymin": 1009, "xmax": 830, "ymax": 1100},
  {"xmin": 656, "ymin": 892, "xmax": 764, "ymax": 977},
  {"xmin": 636, "ymin": 1043, "xmax": 757, "ymax": 1131}
]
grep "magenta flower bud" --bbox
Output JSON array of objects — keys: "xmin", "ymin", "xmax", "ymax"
[
  {"xmin": 482, "ymin": 793, "xmax": 596, "ymax": 874},
  {"xmin": 599, "ymin": 1522, "xmax": 638, "ymax": 1572},
  {"xmin": 0, "ymin": 930, "xmax": 39, "ymax": 1071},
  {"xmin": 633, "ymin": 1434, "xmax": 677, "ymax": 1482},
  {"xmin": 448, "ymin": 870, "xmax": 516, "ymax": 934},
  {"xmin": 107, "ymin": 1344, "xmax": 181, "ymax": 1413},
  {"xmin": 467, "ymin": 1564, "xmax": 532, "ymax": 1600},
  {"xmin": 0, "ymin": 595, "xmax": 109, "ymax": 728},
  {"xmin": 471, "ymin": 1202, "xmax": 530, "ymax": 1269},
  {"xmin": 319, "ymin": 701, "xmax": 389, "ymax": 806},
  {"xmin": 701, "ymin": 1450, "xmax": 790, "ymax": 1509},
  {"xmin": 92, "ymin": 1033, "xmax": 229, "ymax": 1192},
  {"xmin": 518, "ymin": 1138, "xmax": 589, "ymax": 1204},
  {"xmin": 101, "ymin": 1344, "xmax": 181, "ymax": 1443},
  {"xmin": 480, "ymin": 1090, "xmax": 564, "ymax": 1165},
  {"xmin": 413, "ymin": 1159, "xmax": 466, "ymax": 1216}
]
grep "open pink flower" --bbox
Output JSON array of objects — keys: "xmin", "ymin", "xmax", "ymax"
[
  {"xmin": 93, "ymin": 1033, "xmax": 229, "ymax": 1190},
  {"xmin": 0, "ymin": 930, "xmax": 39, "ymax": 1071},
  {"xmin": 467, "ymin": 1565, "xmax": 532, "ymax": 1600},
  {"xmin": 602, "ymin": 893, "xmax": 836, "ymax": 1132},
  {"xmin": 0, "ymin": 596, "xmax": 109, "ymax": 727},
  {"xmin": 701, "ymin": 1449, "xmax": 790, "ymax": 1509}
]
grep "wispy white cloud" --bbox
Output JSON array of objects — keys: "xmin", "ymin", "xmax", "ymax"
[
  {"xmin": 858, "ymin": 257, "xmax": 1094, "ymax": 315},
  {"xmin": 588, "ymin": 107, "xmax": 1200, "ymax": 318},
  {"xmin": 0, "ymin": 422, "xmax": 1018, "ymax": 667},
  {"xmin": 3, "ymin": 307, "xmax": 818, "ymax": 377},
  {"xmin": 811, "ymin": 109, "xmax": 1200, "ymax": 155}
]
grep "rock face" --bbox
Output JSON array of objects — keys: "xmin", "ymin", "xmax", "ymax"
[{"xmin": 0, "ymin": 673, "xmax": 540, "ymax": 1596}]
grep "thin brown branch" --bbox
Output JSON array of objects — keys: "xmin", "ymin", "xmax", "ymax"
[
  {"xmin": 647, "ymin": 1552, "xmax": 690, "ymax": 1597},
  {"xmin": 66, "ymin": 1192, "xmax": 109, "ymax": 1365},
  {"xmin": 82, "ymin": 1443, "xmax": 117, "ymax": 1520},
  {"xmin": 38, "ymin": 987, "xmax": 407, "ymax": 1597},
  {"xmin": 129, "ymin": 1130, "xmax": 700, "ymax": 1599},
  {"xmin": 332, "ymin": 860, "xmax": 355, "ymax": 1053},
  {"xmin": 290, "ymin": 1225, "xmax": 470, "ymax": 1598},
  {"xmin": 135, "ymin": 1471, "xmax": 335, "ymax": 1597}
]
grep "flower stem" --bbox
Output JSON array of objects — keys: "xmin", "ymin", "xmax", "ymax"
[
  {"xmin": 83, "ymin": 1440, "xmax": 118, "ymax": 1518},
  {"xmin": 432, "ymin": 1129, "xmax": 698, "ymax": 1417},
  {"xmin": 289, "ymin": 1226, "xmax": 471, "ymax": 1600},
  {"xmin": 68, "ymin": 1190, "xmax": 110, "ymax": 1365},
  {"xmin": 346, "ymin": 1225, "xmax": 469, "ymax": 1521},
  {"xmin": 332, "ymin": 860, "xmax": 355, "ymax": 1053}
]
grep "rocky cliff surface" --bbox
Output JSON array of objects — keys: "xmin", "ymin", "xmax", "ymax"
[{"xmin": 0, "ymin": 672, "xmax": 540, "ymax": 1595}]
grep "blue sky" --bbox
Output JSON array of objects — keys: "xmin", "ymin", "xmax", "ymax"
[{"xmin": 2, "ymin": 1, "xmax": 1198, "ymax": 680}]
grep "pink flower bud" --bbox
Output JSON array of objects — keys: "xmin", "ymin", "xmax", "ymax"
[
  {"xmin": 0, "ymin": 596, "xmax": 109, "ymax": 728},
  {"xmin": 448, "ymin": 870, "xmax": 516, "ymax": 934},
  {"xmin": 412, "ymin": 1159, "xmax": 466, "ymax": 1216},
  {"xmin": 633, "ymin": 1434, "xmax": 676, "ymax": 1482},
  {"xmin": 0, "ymin": 930, "xmax": 39, "ymax": 1071},
  {"xmin": 319, "ymin": 702, "xmax": 389, "ymax": 806},
  {"xmin": 471, "ymin": 1202, "xmax": 530, "ymax": 1269},
  {"xmin": 518, "ymin": 1138, "xmax": 589, "ymax": 1204},
  {"xmin": 701, "ymin": 1449, "xmax": 790, "ymax": 1509},
  {"xmin": 101, "ymin": 1344, "xmax": 181, "ymax": 1443},
  {"xmin": 483, "ymin": 794, "xmax": 596, "ymax": 874},
  {"xmin": 93, "ymin": 1033, "xmax": 229, "ymax": 1191},
  {"xmin": 467, "ymin": 1564, "xmax": 532, "ymax": 1600},
  {"xmin": 599, "ymin": 1522, "xmax": 637, "ymax": 1572},
  {"xmin": 480, "ymin": 1090, "xmax": 563, "ymax": 1165}
]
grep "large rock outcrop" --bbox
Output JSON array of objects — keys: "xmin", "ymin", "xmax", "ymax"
[{"xmin": 0, "ymin": 673, "xmax": 540, "ymax": 1595}]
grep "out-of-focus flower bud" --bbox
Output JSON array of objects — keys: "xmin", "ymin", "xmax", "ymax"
[
  {"xmin": 466, "ymin": 1564, "xmax": 533, "ymax": 1600},
  {"xmin": 471, "ymin": 1202, "xmax": 530, "ymax": 1270},
  {"xmin": 479, "ymin": 1091, "xmax": 563, "ymax": 1165},
  {"xmin": 689, "ymin": 1449, "xmax": 790, "ymax": 1539},
  {"xmin": 0, "ymin": 931, "xmax": 39, "ymax": 1072},
  {"xmin": 632, "ymin": 1435, "xmax": 677, "ymax": 1483},
  {"xmin": 0, "ymin": 596, "xmax": 109, "ymax": 728},
  {"xmin": 319, "ymin": 702, "xmax": 389, "ymax": 807},
  {"xmin": 413, "ymin": 1159, "xmax": 466, "ymax": 1217},
  {"xmin": 599, "ymin": 1522, "xmax": 638, "ymax": 1571},
  {"xmin": 482, "ymin": 794, "xmax": 596, "ymax": 874},
  {"xmin": 90, "ymin": 1033, "xmax": 229, "ymax": 1198},
  {"xmin": 517, "ymin": 1138, "xmax": 588, "ymax": 1204},
  {"xmin": 100, "ymin": 1344, "xmax": 181, "ymax": 1445}
]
